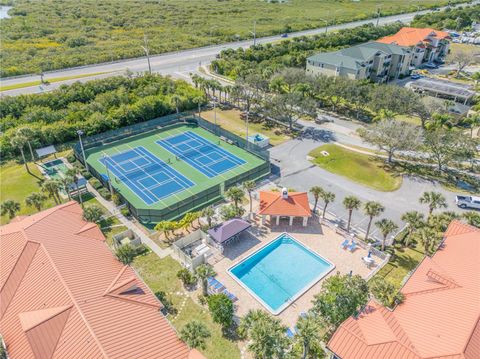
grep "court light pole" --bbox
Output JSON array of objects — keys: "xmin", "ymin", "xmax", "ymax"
[
  {"xmin": 77, "ymin": 130, "xmax": 89, "ymax": 171},
  {"xmin": 212, "ymin": 96, "xmax": 218, "ymax": 134},
  {"xmin": 102, "ymin": 154, "xmax": 114, "ymax": 195},
  {"xmin": 245, "ymin": 110, "xmax": 249, "ymax": 149}
]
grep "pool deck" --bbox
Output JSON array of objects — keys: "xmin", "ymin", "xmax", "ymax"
[{"xmin": 211, "ymin": 216, "xmax": 382, "ymax": 327}]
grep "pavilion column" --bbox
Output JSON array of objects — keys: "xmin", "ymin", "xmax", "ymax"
[
  {"xmin": 303, "ymin": 217, "xmax": 308, "ymax": 227},
  {"xmin": 289, "ymin": 216, "xmax": 293, "ymax": 226},
  {"xmin": 276, "ymin": 215, "xmax": 280, "ymax": 225},
  {"xmin": 261, "ymin": 215, "xmax": 266, "ymax": 225}
]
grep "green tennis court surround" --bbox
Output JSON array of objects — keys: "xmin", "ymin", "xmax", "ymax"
[{"xmin": 77, "ymin": 114, "xmax": 270, "ymax": 225}]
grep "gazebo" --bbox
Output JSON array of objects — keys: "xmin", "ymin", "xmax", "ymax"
[
  {"xmin": 35, "ymin": 145, "xmax": 57, "ymax": 160},
  {"xmin": 258, "ymin": 188, "xmax": 312, "ymax": 226},
  {"xmin": 207, "ymin": 218, "xmax": 251, "ymax": 252}
]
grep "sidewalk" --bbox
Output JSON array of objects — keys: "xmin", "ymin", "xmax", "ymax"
[{"xmin": 86, "ymin": 183, "xmax": 172, "ymax": 259}]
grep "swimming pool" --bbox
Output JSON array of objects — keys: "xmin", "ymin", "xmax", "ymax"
[{"xmin": 228, "ymin": 233, "xmax": 334, "ymax": 314}]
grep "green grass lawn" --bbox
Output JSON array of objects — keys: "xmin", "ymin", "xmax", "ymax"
[
  {"xmin": 309, "ymin": 144, "xmax": 403, "ymax": 191},
  {"xmin": 133, "ymin": 253, "xmax": 241, "ymax": 359},
  {"xmin": 374, "ymin": 245, "xmax": 425, "ymax": 288},
  {"xmin": 202, "ymin": 109, "xmax": 292, "ymax": 146},
  {"xmin": 0, "ymin": 161, "xmax": 58, "ymax": 224},
  {"xmin": 82, "ymin": 193, "xmax": 128, "ymax": 246}
]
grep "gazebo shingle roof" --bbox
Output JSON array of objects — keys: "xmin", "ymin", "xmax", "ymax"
[{"xmin": 208, "ymin": 218, "xmax": 251, "ymax": 244}]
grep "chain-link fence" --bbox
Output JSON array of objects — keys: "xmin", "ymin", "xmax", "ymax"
[{"xmin": 74, "ymin": 112, "xmax": 271, "ymax": 225}]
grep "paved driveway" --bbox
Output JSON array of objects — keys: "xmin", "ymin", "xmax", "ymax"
[{"xmin": 269, "ymin": 137, "xmax": 462, "ymax": 240}]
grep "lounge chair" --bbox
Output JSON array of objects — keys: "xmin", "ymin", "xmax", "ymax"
[
  {"xmin": 223, "ymin": 290, "xmax": 238, "ymax": 302},
  {"xmin": 286, "ymin": 328, "xmax": 295, "ymax": 338},
  {"xmin": 341, "ymin": 239, "xmax": 350, "ymax": 249},
  {"xmin": 207, "ymin": 277, "xmax": 225, "ymax": 293},
  {"xmin": 347, "ymin": 241, "xmax": 357, "ymax": 252}
]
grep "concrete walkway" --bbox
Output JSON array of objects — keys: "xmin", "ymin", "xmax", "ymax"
[{"xmin": 86, "ymin": 183, "xmax": 172, "ymax": 258}]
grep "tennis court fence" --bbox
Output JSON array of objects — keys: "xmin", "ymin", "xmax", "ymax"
[{"xmin": 73, "ymin": 112, "xmax": 271, "ymax": 224}]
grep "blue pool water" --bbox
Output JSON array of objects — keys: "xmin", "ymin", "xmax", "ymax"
[{"xmin": 229, "ymin": 233, "xmax": 334, "ymax": 314}]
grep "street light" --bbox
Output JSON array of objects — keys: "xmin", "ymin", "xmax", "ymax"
[
  {"xmin": 376, "ymin": 5, "xmax": 382, "ymax": 27},
  {"xmin": 212, "ymin": 96, "xmax": 218, "ymax": 129},
  {"xmin": 249, "ymin": 20, "xmax": 257, "ymax": 46},
  {"xmin": 141, "ymin": 33, "xmax": 152, "ymax": 75},
  {"xmin": 77, "ymin": 130, "xmax": 89, "ymax": 172},
  {"xmin": 319, "ymin": 19, "xmax": 328, "ymax": 34}
]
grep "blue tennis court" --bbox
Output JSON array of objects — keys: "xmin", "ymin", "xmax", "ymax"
[
  {"xmin": 99, "ymin": 146, "xmax": 194, "ymax": 205},
  {"xmin": 156, "ymin": 131, "xmax": 246, "ymax": 178}
]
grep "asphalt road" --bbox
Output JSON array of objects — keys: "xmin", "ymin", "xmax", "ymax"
[
  {"xmin": 269, "ymin": 120, "xmax": 465, "ymax": 241},
  {"xmin": 2, "ymin": 1, "xmax": 477, "ymax": 96}
]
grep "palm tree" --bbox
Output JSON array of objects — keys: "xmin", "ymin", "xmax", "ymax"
[
  {"xmin": 59, "ymin": 175, "xmax": 72, "ymax": 201},
  {"xmin": 170, "ymin": 94, "xmax": 182, "ymax": 114},
  {"xmin": 465, "ymin": 114, "xmax": 480, "ymax": 138},
  {"xmin": 41, "ymin": 179, "xmax": 61, "ymax": 204},
  {"xmin": 66, "ymin": 168, "xmax": 83, "ymax": 207},
  {"xmin": 243, "ymin": 180, "xmax": 255, "ymax": 214},
  {"xmin": 193, "ymin": 96, "xmax": 204, "ymax": 117},
  {"xmin": 10, "ymin": 133, "xmax": 30, "ymax": 173},
  {"xmin": 419, "ymin": 191, "xmax": 447, "ymax": 216},
  {"xmin": 363, "ymin": 201, "xmax": 385, "ymax": 241},
  {"xmin": 295, "ymin": 314, "xmax": 325, "ymax": 359},
  {"xmin": 309, "ymin": 186, "xmax": 323, "ymax": 214},
  {"xmin": 25, "ymin": 192, "xmax": 47, "ymax": 211},
  {"xmin": 16, "ymin": 126, "xmax": 36, "ymax": 162},
  {"xmin": 239, "ymin": 309, "xmax": 289, "ymax": 359},
  {"xmin": 154, "ymin": 221, "xmax": 176, "ymax": 241},
  {"xmin": 415, "ymin": 226, "xmax": 440, "ymax": 255},
  {"xmin": 320, "ymin": 190, "xmax": 335, "ymax": 219},
  {"xmin": 400, "ymin": 211, "xmax": 425, "ymax": 247},
  {"xmin": 82, "ymin": 205, "xmax": 104, "ymax": 223},
  {"xmin": 463, "ymin": 211, "xmax": 480, "ymax": 228},
  {"xmin": 201, "ymin": 206, "xmax": 215, "ymax": 228},
  {"xmin": 195, "ymin": 264, "xmax": 216, "ymax": 296},
  {"xmin": 180, "ymin": 320, "xmax": 211, "ymax": 350},
  {"xmin": 225, "ymin": 186, "xmax": 244, "ymax": 210},
  {"xmin": 375, "ymin": 218, "xmax": 399, "ymax": 251},
  {"xmin": 343, "ymin": 196, "xmax": 361, "ymax": 232},
  {"xmin": 1, "ymin": 200, "xmax": 21, "ymax": 219}
]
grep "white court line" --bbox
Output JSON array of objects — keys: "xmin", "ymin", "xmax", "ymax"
[
  {"xmin": 130, "ymin": 145, "xmax": 196, "ymax": 204},
  {"xmin": 102, "ymin": 149, "xmax": 158, "ymax": 204},
  {"xmin": 107, "ymin": 147, "xmax": 160, "ymax": 203},
  {"xmin": 135, "ymin": 146, "xmax": 194, "ymax": 189}
]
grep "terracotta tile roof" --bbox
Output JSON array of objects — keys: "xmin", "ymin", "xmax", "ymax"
[
  {"xmin": 327, "ymin": 220, "xmax": 480, "ymax": 359},
  {"xmin": 0, "ymin": 201, "xmax": 200, "ymax": 359},
  {"xmin": 258, "ymin": 191, "xmax": 312, "ymax": 217},
  {"xmin": 378, "ymin": 27, "xmax": 450, "ymax": 47}
]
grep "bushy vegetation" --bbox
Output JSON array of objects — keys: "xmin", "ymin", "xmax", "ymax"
[
  {"xmin": 212, "ymin": 23, "xmax": 403, "ymax": 79},
  {"xmin": 411, "ymin": 4, "xmax": 480, "ymax": 31},
  {"xmin": 0, "ymin": 0, "xmax": 463, "ymax": 77},
  {"xmin": 0, "ymin": 74, "xmax": 204, "ymax": 159}
]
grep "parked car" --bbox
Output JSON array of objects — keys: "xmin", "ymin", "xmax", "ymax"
[
  {"xmin": 280, "ymin": 33, "xmax": 288, "ymax": 38},
  {"xmin": 455, "ymin": 195, "xmax": 480, "ymax": 210},
  {"xmin": 411, "ymin": 73, "xmax": 422, "ymax": 80},
  {"xmin": 424, "ymin": 63, "xmax": 438, "ymax": 69}
]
